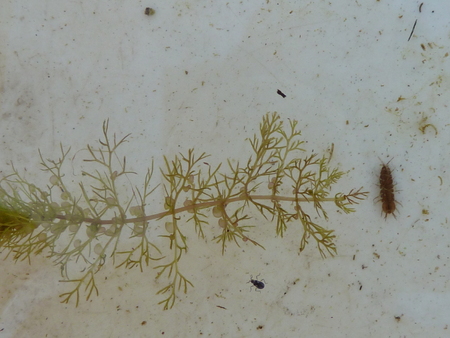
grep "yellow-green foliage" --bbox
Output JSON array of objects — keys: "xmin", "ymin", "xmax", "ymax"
[
  {"xmin": 0, "ymin": 112, "xmax": 368, "ymax": 309},
  {"xmin": 0, "ymin": 206, "xmax": 36, "ymax": 250}
]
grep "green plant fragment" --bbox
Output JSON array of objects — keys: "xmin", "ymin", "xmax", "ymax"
[{"xmin": 0, "ymin": 112, "xmax": 368, "ymax": 309}]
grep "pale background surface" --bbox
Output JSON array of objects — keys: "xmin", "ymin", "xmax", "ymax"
[{"xmin": 1, "ymin": 1, "xmax": 450, "ymax": 337}]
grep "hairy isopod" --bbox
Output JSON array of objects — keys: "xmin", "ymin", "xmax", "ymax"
[{"xmin": 378, "ymin": 158, "xmax": 398, "ymax": 219}]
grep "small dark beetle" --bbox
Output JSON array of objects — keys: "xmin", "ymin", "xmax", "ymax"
[{"xmin": 248, "ymin": 274, "xmax": 266, "ymax": 291}]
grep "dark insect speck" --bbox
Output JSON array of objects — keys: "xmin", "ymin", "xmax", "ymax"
[
  {"xmin": 248, "ymin": 274, "xmax": 266, "ymax": 291},
  {"xmin": 277, "ymin": 89, "xmax": 286, "ymax": 98}
]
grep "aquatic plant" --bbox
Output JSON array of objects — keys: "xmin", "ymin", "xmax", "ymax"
[{"xmin": 0, "ymin": 112, "xmax": 368, "ymax": 309}]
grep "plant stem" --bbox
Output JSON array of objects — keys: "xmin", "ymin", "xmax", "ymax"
[{"xmin": 53, "ymin": 194, "xmax": 347, "ymax": 225}]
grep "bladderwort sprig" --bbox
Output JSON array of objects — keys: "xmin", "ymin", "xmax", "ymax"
[{"xmin": 0, "ymin": 112, "xmax": 368, "ymax": 309}]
